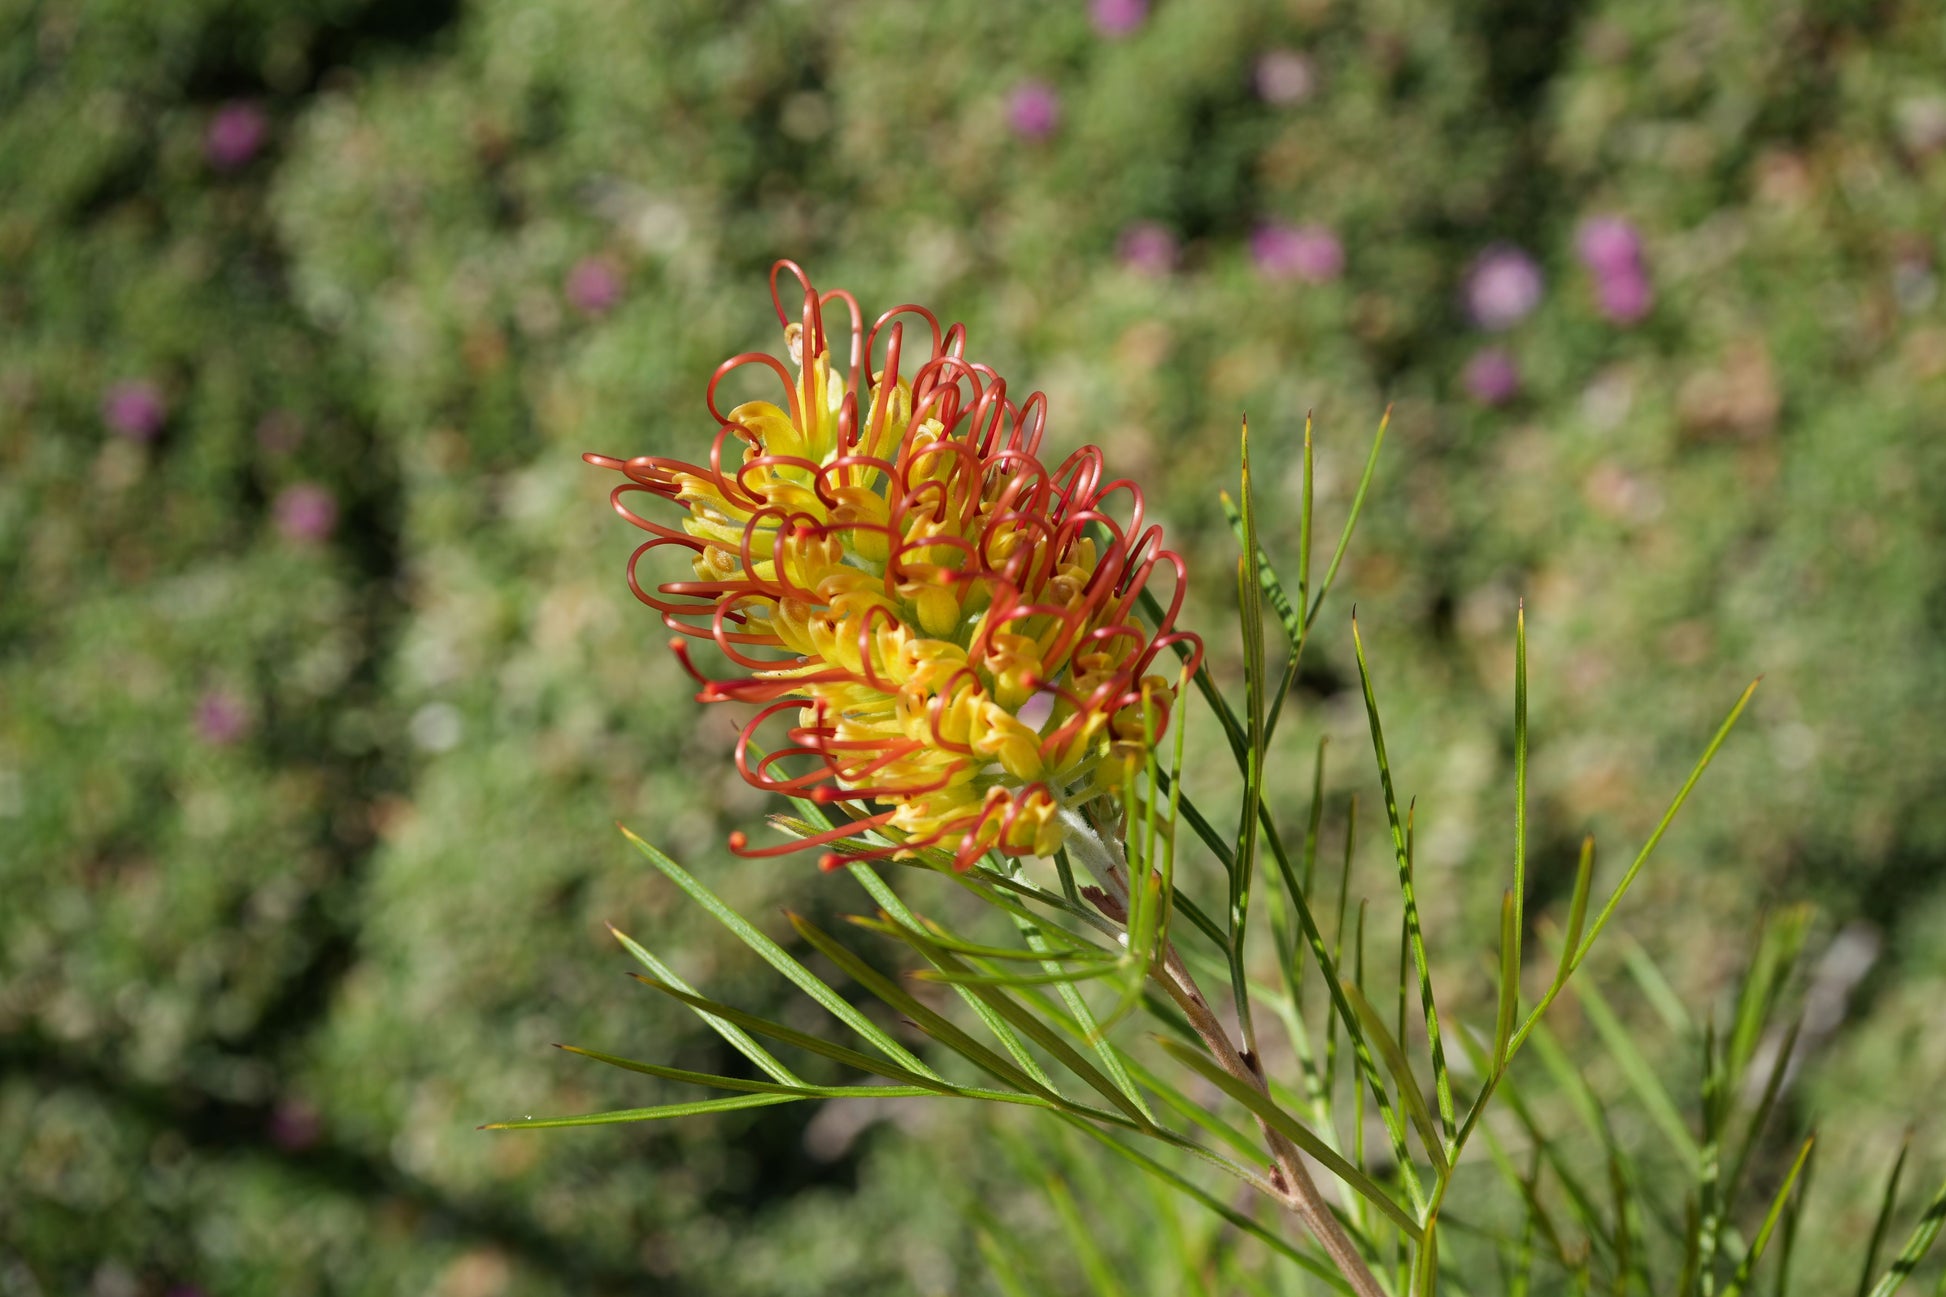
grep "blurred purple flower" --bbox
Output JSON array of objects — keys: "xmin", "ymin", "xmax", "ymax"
[
  {"xmin": 1091, "ymin": 0, "xmax": 1148, "ymax": 37},
  {"xmin": 275, "ymin": 482, "xmax": 338, "ymax": 544},
  {"xmin": 254, "ymin": 411, "xmax": 303, "ymax": 455},
  {"xmin": 1251, "ymin": 223, "xmax": 1343, "ymax": 283},
  {"xmin": 1594, "ymin": 268, "xmax": 1654, "ymax": 324},
  {"xmin": 1254, "ymin": 50, "xmax": 1315, "ymax": 105},
  {"xmin": 1575, "ymin": 216, "xmax": 1644, "ymax": 276},
  {"xmin": 1118, "ymin": 222, "xmax": 1179, "ymax": 276},
  {"xmin": 1463, "ymin": 245, "xmax": 1544, "ymax": 331},
  {"xmin": 1462, "ymin": 348, "xmax": 1520, "ymax": 406},
  {"xmin": 205, "ymin": 101, "xmax": 268, "ymax": 172},
  {"xmin": 1008, "ymin": 81, "xmax": 1061, "ymax": 140},
  {"xmin": 195, "ymin": 691, "xmax": 250, "ymax": 746},
  {"xmin": 268, "ymin": 1098, "xmax": 323, "ymax": 1152},
  {"xmin": 565, "ymin": 256, "xmax": 625, "ymax": 316},
  {"xmin": 102, "ymin": 380, "xmax": 167, "ymax": 441}
]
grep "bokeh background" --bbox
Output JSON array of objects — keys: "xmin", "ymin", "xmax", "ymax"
[{"xmin": 5, "ymin": 0, "xmax": 1945, "ymax": 1293}]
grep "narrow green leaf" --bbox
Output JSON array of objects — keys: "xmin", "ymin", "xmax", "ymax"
[
  {"xmin": 554, "ymin": 1044, "xmax": 934, "ymax": 1099},
  {"xmin": 1124, "ymin": 1056, "xmax": 1274, "ymax": 1168},
  {"xmin": 1024, "ymin": 918, "xmax": 1155, "ymax": 1123},
  {"xmin": 1721, "ymin": 1015, "xmax": 1802, "ymax": 1226},
  {"xmin": 1506, "ymin": 838, "xmax": 1595, "ymax": 1062},
  {"xmin": 910, "ymin": 963, "xmax": 1123, "ymax": 988},
  {"xmin": 1729, "ymin": 910, "xmax": 1812, "ymax": 1089},
  {"xmin": 1621, "ymin": 935, "xmax": 1696, "ymax": 1037},
  {"xmin": 1859, "ymin": 1138, "xmax": 1913, "ymax": 1297},
  {"xmin": 1351, "ymin": 614, "xmax": 1456, "ymax": 1144},
  {"xmin": 606, "ymin": 924, "xmax": 802, "ymax": 1086},
  {"xmin": 1306, "ymin": 407, "xmax": 1390, "ymax": 632},
  {"xmin": 1721, "ymin": 1136, "xmax": 1814, "ymax": 1297},
  {"xmin": 883, "ymin": 925, "xmax": 1157, "ymax": 1128},
  {"xmin": 1573, "ymin": 681, "xmax": 1761, "ymax": 970},
  {"xmin": 1063, "ymin": 1120, "xmax": 1360, "ymax": 1296},
  {"xmin": 1865, "ymin": 1165, "xmax": 1946, "ymax": 1297},
  {"xmin": 617, "ymin": 825, "xmax": 939, "ymax": 1078},
  {"xmin": 627, "ymin": 974, "xmax": 958, "ymax": 1092},
  {"xmin": 1229, "ymin": 418, "xmax": 1268, "ymax": 1061},
  {"xmin": 787, "ymin": 912, "xmax": 1063, "ymax": 1102},
  {"xmin": 1565, "ymin": 965, "xmax": 1702, "ymax": 1169},
  {"xmin": 845, "ymin": 913, "xmax": 1113, "ymax": 963},
  {"xmin": 1220, "ymin": 489, "xmax": 1301, "ymax": 650},
  {"xmin": 1157, "ymin": 1036, "xmax": 1423, "ymax": 1239},
  {"xmin": 1262, "ymin": 796, "xmax": 1428, "ymax": 1211},
  {"xmin": 1494, "ymin": 890, "xmax": 1521, "ymax": 1072},
  {"xmin": 1343, "ymin": 979, "xmax": 1451, "ymax": 1176},
  {"xmin": 838, "ymin": 861, "xmax": 1058, "ymax": 1091},
  {"xmin": 484, "ymin": 1092, "xmax": 801, "ymax": 1129},
  {"xmin": 1141, "ymin": 586, "xmax": 1249, "ymax": 766}
]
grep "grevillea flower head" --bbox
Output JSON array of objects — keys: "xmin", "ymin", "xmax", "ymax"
[{"xmin": 587, "ymin": 262, "xmax": 1202, "ymax": 871}]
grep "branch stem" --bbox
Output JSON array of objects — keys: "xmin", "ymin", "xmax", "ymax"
[{"xmin": 1065, "ymin": 814, "xmax": 1389, "ymax": 1297}]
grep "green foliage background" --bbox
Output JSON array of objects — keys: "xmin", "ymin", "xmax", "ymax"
[{"xmin": 3, "ymin": 0, "xmax": 1943, "ymax": 1292}]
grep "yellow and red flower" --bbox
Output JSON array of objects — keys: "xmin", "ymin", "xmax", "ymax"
[{"xmin": 587, "ymin": 262, "xmax": 1201, "ymax": 870}]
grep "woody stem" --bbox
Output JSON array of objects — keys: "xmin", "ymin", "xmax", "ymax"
[{"xmin": 1060, "ymin": 812, "xmax": 1389, "ymax": 1297}]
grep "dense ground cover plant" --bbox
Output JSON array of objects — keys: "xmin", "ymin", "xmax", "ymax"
[{"xmin": 6, "ymin": 1, "xmax": 1945, "ymax": 1293}]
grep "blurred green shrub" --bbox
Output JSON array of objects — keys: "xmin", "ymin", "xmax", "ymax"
[{"xmin": 2, "ymin": 0, "xmax": 1942, "ymax": 1293}]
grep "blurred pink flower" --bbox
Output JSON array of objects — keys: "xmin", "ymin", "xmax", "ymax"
[
  {"xmin": 205, "ymin": 101, "xmax": 268, "ymax": 171},
  {"xmin": 195, "ymin": 691, "xmax": 250, "ymax": 746},
  {"xmin": 1254, "ymin": 50, "xmax": 1315, "ymax": 105},
  {"xmin": 1575, "ymin": 216, "xmax": 1643, "ymax": 276},
  {"xmin": 1251, "ymin": 223, "xmax": 1343, "ymax": 283},
  {"xmin": 1464, "ymin": 245, "xmax": 1544, "ymax": 331},
  {"xmin": 102, "ymin": 380, "xmax": 167, "ymax": 441},
  {"xmin": 1091, "ymin": 0, "xmax": 1148, "ymax": 37},
  {"xmin": 565, "ymin": 256, "xmax": 625, "ymax": 316},
  {"xmin": 275, "ymin": 482, "xmax": 338, "ymax": 543},
  {"xmin": 1118, "ymin": 222, "xmax": 1179, "ymax": 276},
  {"xmin": 1008, "ymin": 81, "xmax": 1061, "ymax": 140},
  {"xmin": 1594, "ymin": 268, "xmax": 1654, "ymax": 324},
  {"xmin": 1462, "ymin": 348, "xmax": 1520, "ymax": 406}
]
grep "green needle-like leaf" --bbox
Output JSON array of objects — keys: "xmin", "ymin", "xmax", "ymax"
[
  {"xmin": 1571, "ymin": 680, "xmax": 1761, "ymax": 971},
  {"xmin": 1064, "ymin": 1120, "xmax": 1359, "ymax": 1296},
  {"xmin": 1158, "ymin": 1036, "xmax": 1423, "ymax": 1238},
  {"xmin": 1865, "ymin": 1165, "xmax": 1946, "ymax": 1297},
  {"xmin": 605, "ymin": 924, "xmax": 802, "ymax": 1086},
  {"xmin": 1563, "ymin": 963, "xmax": 1702, "ymax": 1169},
  {"xmin": 1860, "ymin": 1138, "xmax": 1914, "ymax": 1297},
  {"xmin": 1352, "ymin": 613, "xmax": 1456, "ymax": 1144},
  {"xmin": 483, "ymin": 1092, "xmax": 803, "ymax": 1129},
  {"xmin": 1494, "ymin": 890, "xmax": 1521, "ymax": 1072},
  {"xmin": 1343, "ymin": 979, "xmax": 1450, "ymax": 1177},
  {"xmin": 1721, "ymin": 1136, "xmax": 1814, "ymax": 1297},
  {"xmin": 788, "ymin": 912, "xmax": 1065, "ymax": 1102},
  {"xmin": 1220, "ymin": 493, "xmax": 1301, "ymax": 651},
  {"xmin": 617, "ymin": 825, "xmax": 940, "ymax": 1078},
  {"xmin": 626, "ymin": 974, "xmax": 959, "ymax": 1092}
]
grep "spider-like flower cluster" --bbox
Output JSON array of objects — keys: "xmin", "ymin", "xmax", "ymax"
[{"xmin": 587, "ymin": 262, "xmax": 1201, "ymax": 869}]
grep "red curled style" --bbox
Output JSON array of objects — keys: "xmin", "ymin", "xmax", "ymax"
[{"xmin": 585, "ymin": 262, "xmax": 1203, "ymax": 871}]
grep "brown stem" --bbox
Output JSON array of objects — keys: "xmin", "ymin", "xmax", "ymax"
[{"xmin": 1072, "ymin": 828, "xmax": 1389, "ymax": 1297}]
